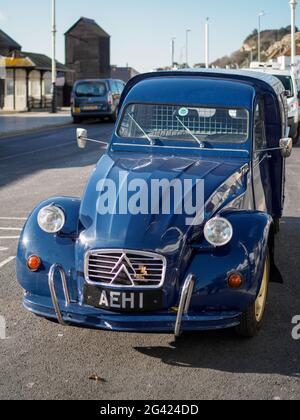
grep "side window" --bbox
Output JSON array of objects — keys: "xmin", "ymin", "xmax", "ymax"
[
  {"xmin": 118, "ymin": 81, "xmax": 125, "ymax": 94},
  {"xmin": 254, "ymin": 100, "xmax": 267, "ymax": 151},
  {"xmin": 279, "ymin": 93, "xmax": 288, "ymax": 136},
  {"xmin": 110, "ymin": 81, "xmax": 117, "ymax": 94},
  {"xmin": 114, "ymin": 82, "xmax": 119, "ymax": 94}
]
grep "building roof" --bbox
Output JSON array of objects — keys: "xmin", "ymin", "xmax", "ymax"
[
  {"xmin": 22, "ymin": 52, "xmax": 70, "ymax": 72},
  {"xmin": 4, "ymin": 56, "xmax": 35, "ymax": 68},
  {"xmin": 0, "ymin": 28, "xmax": 21, "ymax": 50},
  {"xmin": 65, "ymin": 17, "xmax": 110, "ymax": 38},
  {"xmin": 3, "ymin": 52, "xmax": 70, "ymax": 72}
]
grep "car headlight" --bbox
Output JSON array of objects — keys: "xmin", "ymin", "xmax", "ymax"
[
  {"xmin": 37, "ymin": 205, "xmax": 65, "ymax": 234},
  {"xmin": 204, "ymin": 217, "xmax": 233, "ymax": 247}
]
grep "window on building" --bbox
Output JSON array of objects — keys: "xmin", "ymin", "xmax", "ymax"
[
  {"xmin": 44, "ymin": 78, "xmax": 52, "ymax": 96},
  {"xmin": 6, "ymin": 79, "xmax": 14, "ymax": 96}
]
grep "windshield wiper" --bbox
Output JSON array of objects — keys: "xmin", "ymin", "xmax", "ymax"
[
  {"xmin": 128, "ymin": 113, "xmax": 154, "ymax": 145},
  {"xmin": 175, "ymin": 116, "xmax": 205, "ymax": 148}
]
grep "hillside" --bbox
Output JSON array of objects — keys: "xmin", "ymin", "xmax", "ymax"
[{"xmin": 212, "ymin": 26, "xmax": 298, "ymax": 68}]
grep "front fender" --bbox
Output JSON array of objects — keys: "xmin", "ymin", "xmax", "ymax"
[
  {"xmin": 186, "ymin": 211, "xmax": 273, "ymax": 312},
  {"xmin": 16, "ymin": 197, "xmax": 81, "ymax": 300}
]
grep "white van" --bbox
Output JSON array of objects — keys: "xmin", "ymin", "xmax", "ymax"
[{"xmin": 249, "ymin": 63, "xmax": 299, "ymax": 144}]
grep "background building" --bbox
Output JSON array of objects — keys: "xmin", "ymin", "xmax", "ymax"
[
  {"xmin": 0, "ymin": 29, "xmax": 21, "ymax": 56},
  {"xmin": 0, "ymin": 29, "xmax": 70, "ymax": 111},
  {"xmin": 111, "ymin": 65, "xmax": 139, "ymax": 83},
  {"xmin": 65, "ymin": 17, "xmax": 110, "ymax": 84}
]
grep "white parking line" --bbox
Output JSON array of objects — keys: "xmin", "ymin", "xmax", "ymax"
[
  {"xmin": 0, "ymin": 228, "xmax": 22, "ymax": 231},
  {"xmin": 0, "ymin": 247, "xmax": 8, "ymax": 252},
  {"xmin": 0, "ymin": 217, "xmax": 27, "ymax": 221},
  {"xmin": 0, "ymin": 236, "xmax": 20, "ymax": 240},
  {"xmin": 0, "ymin": 256, "xmax": 15, "ymax": 269}
]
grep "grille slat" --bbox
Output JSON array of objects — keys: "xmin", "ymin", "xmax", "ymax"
[{"xmin": 85, "ymin": 250, "xmax": 166, "ymax": 288}]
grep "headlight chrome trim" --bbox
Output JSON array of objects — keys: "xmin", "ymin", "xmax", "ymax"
[
  {"xmin": 204, "ymin": 217, "xmax": 233, "ymax": 247},
  {"xmin": 37, "ymin": 205, "xmax": 66, "ymax": 234}
]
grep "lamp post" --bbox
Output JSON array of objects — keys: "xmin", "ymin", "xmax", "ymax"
[
  {"xmin": 258, "ymin": 11, "xmax": 265, "ymax": 63},
  {"xmin": 290, "ymin": 0, "xmax": 298, "ymax": 75},
  {"xmin": 250, "ymin": 46, "xmax": 256, "ymax": 64},
  {"xmin": 51, "ymin": 0, "xmax": 57, "ymax": 113},
  {"xmin": 185, "ymin": 29, "xmax": 191, "ymax": 67},
  {"xmin": 205, "ymin": 18, "xmax": 210, "ymax": 68},
  {"xmin": 171, "ymin": 37, "xmax": 176, "ymax": 68}
]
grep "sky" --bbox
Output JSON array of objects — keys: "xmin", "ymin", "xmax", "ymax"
[{"xmin": 0, "ymin": 0, "xmax": 296, "ymax": 72}]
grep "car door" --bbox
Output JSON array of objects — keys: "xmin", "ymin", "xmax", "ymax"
[{"xmin": 252, "ymin": 99, "xmax": 273, "ymax": 214}]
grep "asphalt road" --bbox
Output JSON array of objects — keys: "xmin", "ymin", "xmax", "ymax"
[{"xmin": 0, "ymin": 123, "xmax": 300, "ymax": 401}]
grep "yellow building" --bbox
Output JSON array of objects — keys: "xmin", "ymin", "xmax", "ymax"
[{"xmin": 0, "ymin": 29, "xmax": 71, "ymax": 111}]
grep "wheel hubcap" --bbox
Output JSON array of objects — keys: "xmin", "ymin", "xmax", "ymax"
[{"xmin": 255, "ymin": 257, "xmax": 270, "ymax": 322}]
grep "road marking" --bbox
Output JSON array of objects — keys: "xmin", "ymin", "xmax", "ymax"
[
  {"xmin": 0, "ymin": 217, "xmax": 27, "ymax": 221},
  {"xmin": 0, "ymin": 227, "xmax": 22, "ymax": 231},
  {"xmin": 0, "ymin": 247, "xmax": 8, "ymax": 252},
  {"xmin": 0, "ymin": 236, "xmax": 20, "ymax": 240},
  {"xmin": 0, "ymin": 256, "xmax": 15, "ymax": 269},
  {"xmin": 0, "ymin": 141, "xmax": 75, "ymax": 162}
]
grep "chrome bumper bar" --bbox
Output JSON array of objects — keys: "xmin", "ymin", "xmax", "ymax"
[
  {"xmin": 174, "ymin": 274, "xmax": 196, "ymax": 338},
  {"xmin": 48, "ymin": 263, "xmax": 71, "ymax": 326},
  {"xmin": 48, "ymin": 263, "xmax": 195, "ymax": 334}
]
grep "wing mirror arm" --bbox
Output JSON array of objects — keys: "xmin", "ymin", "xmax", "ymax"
[
  {"xmin": 254, "ymin": 138, "xmax": 293, "ymax": 159},
  {"xmin": 76, "ymin": 128, "xmax": 108, "ymax": 149}
]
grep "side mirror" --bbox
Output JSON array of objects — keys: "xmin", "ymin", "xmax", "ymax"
[
  {"xmin": 280, "ymin": 137, "xmax": 293, "ymax": 158},
  {"xmin": 76, "ymin": 128, "xmax": 87, "ymax": 149}
]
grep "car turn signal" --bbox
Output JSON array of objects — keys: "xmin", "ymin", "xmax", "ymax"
[
  {"xmin": 228, "ymin": 273, "xmax": 243, "ymax": 289},
  {"xmin": 27, "ymin": 256, "xmax": 41, "ymax": 272}
]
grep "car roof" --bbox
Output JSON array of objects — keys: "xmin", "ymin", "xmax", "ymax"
[
  {"xmin": 119, "ymin": 69, "xmax": 285, "ymax": 110},
  {"xmin": 247, "ymin": 68, "xmax": 292, "ymax": 77},
  {"xmin": 74, "ymin": 79, "xmax": 123, "ymax": 84}
]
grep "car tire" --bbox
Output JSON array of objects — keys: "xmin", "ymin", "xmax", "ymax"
[
  {"xmin": 293, "ymin": 125, "xmax": 300, "ymax": 146},
  {"xmin": 110, "ymin": 110, "xmax": 118, "ymax": 123},
  {"xmin": 73, "ymin": 117, "xmax": 82, "ymax": 124},
  {"xmin": 235, "ymin": 251, "xmax": 270, "ymax": 338}
]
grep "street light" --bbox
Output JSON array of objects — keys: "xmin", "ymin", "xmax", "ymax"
[
  {"xmin": 258, "ymin": 11, "xmax": 265, "ymax": 63},
  {"xmin": 290, "ymin": 0, "xmax": 298, "ymax": 75},
  {"xmin": 205, "ymin": 18, "xmax": 210, "ymax": 69},
  {"xmin": 171, "ymin": 37, "xmax": 176, "ymax": 68},
  {"xmin": 186, "ymin": 29, "xmax": 191, "ymax": 67},
  {"xmin": 51, "ymin": 0, "xmax": 57, "ymax": 114}
]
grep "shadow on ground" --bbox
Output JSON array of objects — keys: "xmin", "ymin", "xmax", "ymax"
[
  {"xmin": 0, "ymin": 121, "xmax": 113, "ymax": 189},
  {"xmin": 135, "ymin": 217, "xmax": 300, "ymax": 378}
]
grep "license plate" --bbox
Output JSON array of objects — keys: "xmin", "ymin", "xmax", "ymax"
[
  {"xmin": 83, "ymin": 285, "xmax": 164, "ymax": 313},
  {"xmin": 82, "ymin": 105, "xmax": 98, "ymax": 111}
]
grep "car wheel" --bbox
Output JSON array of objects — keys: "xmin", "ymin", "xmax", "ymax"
[{"xmin": 235, "ymin": 251, "xmax": 270, "ymax": 338}]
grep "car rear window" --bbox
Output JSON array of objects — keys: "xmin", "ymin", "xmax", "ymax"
[
  {"xmin": 118, "ymin": 104, "xmax": 249, "ymax": 146},
  {"xmin": 75, "ymin": 82, "xmax": 107, "ymax": 97}
]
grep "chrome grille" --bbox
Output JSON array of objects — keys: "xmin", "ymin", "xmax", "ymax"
[{"xmin": 85, "ymin": 250, "xmax": 167, "ymax": 288}]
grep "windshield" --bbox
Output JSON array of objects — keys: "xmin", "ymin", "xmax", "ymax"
[
  {"xmin": 274, "ymin": 75, "xmax": 294, "ymax": 97},
  {"xmin": 118, "ymin": 104, "xmax": 249, "ymax": 146},
  {"xmin": 75, "ymin": 82, "xmax": 107, "ymax": 97}
]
